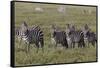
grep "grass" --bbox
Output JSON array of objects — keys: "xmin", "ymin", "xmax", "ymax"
[{"xmin": 14, "ymin": 2, "xmax": 97, "ymax": 66}]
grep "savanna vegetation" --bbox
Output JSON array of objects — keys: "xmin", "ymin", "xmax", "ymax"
[{"xmin": 14, "ymin": 2, "xmax": 97, "ymax": 66}]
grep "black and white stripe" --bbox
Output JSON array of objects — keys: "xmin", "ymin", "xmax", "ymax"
[
  {"xmin": 15, "ymin": 27, "xmax": 23, "ymax": 42},
  {"xmin": 66, "ymin": 24, "xmax": 85, "ymax": 48},
  {"xmin": 51, "ymin": 25, "xmax": 68, "ymax": 48},
  {"xmin": 82, "ymin": 24, "xmax": 97, "ymax": 47},
  {"xmin": 16, "ymin": 22, "xmax": 44, "ymax": 52},
  {"xmin": 29, "ymin": 26, "xmax": 44, "ymax": 48},
  {"xmin": 83, "ymin": 30, "xmax": 97, "ymax": 47}
]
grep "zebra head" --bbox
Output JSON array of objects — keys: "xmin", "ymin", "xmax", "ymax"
[
  {"xmin": 51, "ymin": 24, "xmax": 57, "ymax": 37},
  {"xmin": 21, "ymin": 21, "xmax": 29, "ymax": 36},
  {"xmin": 66, "ymin": 24, "xmax": 71, "ymax": 36},
  {"xmin": 84, "ymin": 24, "xmax": 89, "ymax": 30},
  {"xmin": 67, "ymin": 24, "xmax": 76, "ymax": 36},
  {"xmin": 51, "ymin": 24, "xmax": 57, "ymax": 31},
  {"xmin": 51, "ymin": 24, "xmax": 62, "ymax": 38},
  {"xmin": 82, "ymin": 24, "xmax": 90, "ymax": 39}
]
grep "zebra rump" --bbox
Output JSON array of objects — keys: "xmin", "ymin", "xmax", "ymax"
[
  {"xmin": 53, "ymin": 30, "xmax": 68, "ymax": 48},
  {"xmin": 84, "ymin": 31, "xmax": 97, "ymax": 47}
]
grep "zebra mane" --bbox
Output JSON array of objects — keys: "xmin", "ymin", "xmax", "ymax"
[
  {"xmin": 31, "ymin": 25, "xmax": 40, "ymax": 30},
  {"xmin": 84, "ymin": 24, "xmax": 89, "ymax": 30},
  {"xmin": 20, "ymin": 21, "xmax": 28, "ymax": 32},
  {"xmin": 22, "ymin": 21, "xmax": 28, "ymax": 27}
]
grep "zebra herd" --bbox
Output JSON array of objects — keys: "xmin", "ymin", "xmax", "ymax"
[{"xmin": 15, "ymin": 22, "xmax": 97, "ymax": 52}]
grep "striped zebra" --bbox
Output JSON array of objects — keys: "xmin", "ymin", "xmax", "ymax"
[
  {"xmin": 82, "ymin": 24, "xmax": 90, "ymax": 47},
  {"xmin": 86, "ymin": 31, "xmax": 97, "ymax": 47},
  {"xmin": 82, "ymin": 24, "xmax": 97, "ymax": 47},
  {"xmin": 51, "ymin": 25, "xmax": 68, "ymax": 49},
  {"xmin": 66, "ymin": 24, "xmax": 85, "ymax": 48},
  {"xmin": 16, "ymin": 22, "xmax": 44, "ymax": 52}
]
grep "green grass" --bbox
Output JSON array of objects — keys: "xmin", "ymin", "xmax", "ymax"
[{"xmin": 14, "ymin": 2, "xmax": 97, "ymax": 66}]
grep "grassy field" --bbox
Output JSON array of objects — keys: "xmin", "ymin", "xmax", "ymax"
[{"xmin": 14, "ymin": 2, "xmax": 97, "ymax": 66}]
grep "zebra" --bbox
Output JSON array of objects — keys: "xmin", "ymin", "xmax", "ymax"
[
  {"xmin": 82, "ymin": 24, "xmax": 97, "ymax": 47},
  {"xmin": 82, "ymin": 24, "xmax": 90, "ymax": 47},
  {"xmin": 66, "ymin": 24, "xmax": 72, "ymax": 48},
  {"xmin": 15, "ymin": 22, "xmax": 28, "ymax": 42},
  {"xmin": 66, "ymin": 24, "xmax": 76, "ymax": 48},
  {"xmin": 51, "ymin": 25, "xmax": 68, "ymax": 49},
  {"xmin": 16, "ymin": 22, "xmax": 44, "ymax": 52},
  {"xmin": 86, "ymin": 31, "xmax": 97, "ymax": 47},
  {"xmin": 66, "ymin": 24, "xmax": 76, "ymax": 36},
  {"xmin": 66, "ymin": 24, "xmax": 85, "ymax": 48}
]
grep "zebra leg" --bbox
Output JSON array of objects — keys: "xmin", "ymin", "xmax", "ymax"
[
  {"xmin": 55, "ymin": 42, "xmax": 57, "ymax": 48},
  {"xmin": 66, "ymin": 39, "xmax": 68, "ymax": 48},
  {"xmin": 61, "ymin": 42, "xmax": 65, "ymax": 49},
  {"xmin": 25, "ymin": 42, "xmax": 30, "ymax": 53},
  {"xmin": 91, "ymin": 41, "xmax": 95, "ymax": 47},
  {"xmin": 78, "ymin": 42, "xmax": 81, "ymax": 48},
  {"xmin": 18, "ymin": 37, "xmax": 22, "ymax": 48},
  {"xmin": 24, "ymin": 42, "xmax": 28, "ymax": 53},
  {"xmin": 84, "ymin": 39, "xmax": 88, "ymax": 47},
  {"xmin": 88, "ymin": 41, "xmax": 90, "ymax": 48},
  {"xmin": 35, "ymin": 42, "xmax": 39, "ymax": 53},
  {"xmin": 69, "ymin": 40, "xmax": 73, "ymax": 48},
  {"xmin": 64, "ymin": 41, "xmax": 68, "ymax": 49},
  {"xmin": 72, "ymin": 42, "xmax": 75, "ymax": 48},
  {"xmin": 79, "ymin": 41, "xmax": 85, "ymax": 48},
  {"xmin": 61, "ymin": 42, "xmax": 66, "ymax": 49},
  {"xmin": 86, "ymin": 40, "xmax": 88, "ymax": 47},
  {"xmin": 70, "ymin": 43, "xmax": 72, "ymax": 48},
  {"xmin": 82, "ymin": 41, "xmax": 85, "ymax": 48},
  {"xmin": 40, "ymin": 39, "xmax": 44, "ymax": 52},
  {"xmin": 27, "ymin": 43, "xmax": 30, "ymax": 52},
  {"xmin": 95, "ymin": 40, "xmax": 97, "ymax": 47}
]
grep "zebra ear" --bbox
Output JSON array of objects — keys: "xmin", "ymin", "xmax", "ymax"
[
  {"xmin": 26, "ymin": 29, "xmax": 29, "ymax": 34},
  {"xmin": 66, "ymin": 24, "xmax": 70, "ymax": 27},
  {"xmin": 23, "ymin": 21, "xmax": 28, "ymax": 27},
  {"xmin": 53, "ymin": 31, "xmax": 56, "ymax": 37},
  {"xmin": 80, "ymin": 31, "xmax": 84, "ymax": 35}
]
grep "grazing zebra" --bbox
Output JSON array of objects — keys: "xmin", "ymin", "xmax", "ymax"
[
  {"xmin": 82, "ymin": 24, "xmax": 97, "ymax": 47},
  {"xmin": 66, "ymin": 24, "xmax": 85, "ymax": 48},
  {"xmin": 51, "ymin": 25, "xmax": 68, "ymax": 49},
  {"xmin": 16, "ymin": 22, "xmax": 44, "ymax": 52}
]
